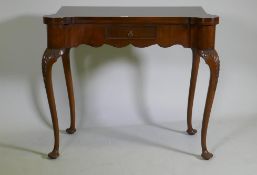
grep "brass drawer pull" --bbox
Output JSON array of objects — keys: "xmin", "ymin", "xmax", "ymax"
[{"xmin": 128, "ymin": 30, "xmax": 134, "ymax": 37}]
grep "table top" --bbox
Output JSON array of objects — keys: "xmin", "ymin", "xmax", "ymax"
[
  {"xmin": 44, "ymin": 6, "xmax": 219, "ymax": 25},
  {"xmin": 46, "ymin": 6, "xmax": 216, "ymax": 18}
]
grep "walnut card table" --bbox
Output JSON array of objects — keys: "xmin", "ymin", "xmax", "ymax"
[{"xmin": 42, "ymin": 6, "xmax": 220, "ymax": 160}]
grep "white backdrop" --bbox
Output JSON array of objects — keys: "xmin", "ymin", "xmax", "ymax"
[{"xmin": 1, "ymin": 0, "xmax": 257, "ymax": 130}]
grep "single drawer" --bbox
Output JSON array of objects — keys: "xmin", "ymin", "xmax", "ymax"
[{"xmin": 105, "ymin": 25, "xmax": 156, "ymax": 39}]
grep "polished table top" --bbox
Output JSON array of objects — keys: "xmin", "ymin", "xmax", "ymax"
[
  {"xmin": 46, "ymin": 6, "xmax": 216, "ymax": 18},
  {"xmin": 44, "ymin": 6, "xmax": 219, "ymax": 25}
]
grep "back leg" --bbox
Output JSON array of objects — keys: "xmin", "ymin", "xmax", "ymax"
[
  {"xmin": 186, "ymin": 49, "xmax": 200, "ymax": 135},
  {"xmin": 62, "ymin": 48, "xmax": 76, "ymax": 134}
]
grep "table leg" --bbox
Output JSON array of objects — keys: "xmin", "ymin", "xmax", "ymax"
[
  {"xmin": 199, "ymin": 49, "xmax": 220, "ymax": 160},
  {"xmin": 62, "ymin": 48, "xmax": 76, "ymax": 134},
  {"xmin": 186, "ymin": 49, "xmax": 200, "ymax": 135},
  {"xmin": 42, "ymin": 48, "xmax": 65, "ymax": 159}
]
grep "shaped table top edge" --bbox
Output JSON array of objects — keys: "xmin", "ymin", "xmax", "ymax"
[{"xmin": 43, "ymin": 6, "xmax": 219, "ymax": 25}]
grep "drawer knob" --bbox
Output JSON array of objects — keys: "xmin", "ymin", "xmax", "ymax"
[{"xmin": 128, "ymin": 30, "xmax": 134, "ymax": 38}]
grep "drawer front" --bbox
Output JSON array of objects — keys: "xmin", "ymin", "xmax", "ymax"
[{"xmin": 105, "ymin": 25, "xmax": 157, "ymax": 39}]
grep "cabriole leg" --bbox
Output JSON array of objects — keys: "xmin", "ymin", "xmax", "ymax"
[
  {"xmin": 199, "ymin": 49, "xmax": 220, "ymax": 160},
  {"xmin": 42, "ymin": 48, "xmax": 65, "ymax": 159},
  {"xmin": 62, "ymin": 48, "xmax": 76, "ymax": 134},
  {"xmin": 187, "ymin": 49, "xmax": 200, "ymax": 135}
]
